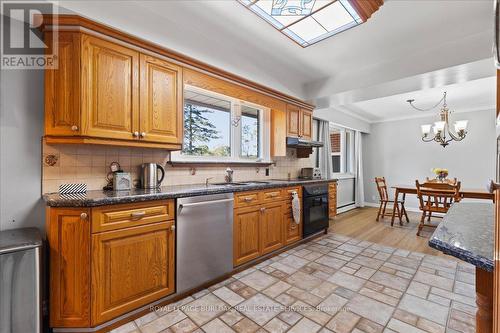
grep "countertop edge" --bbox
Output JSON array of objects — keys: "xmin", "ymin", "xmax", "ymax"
[
  {"xmin": 43, "ymin": 179, "xmax": 338, "ymax": 207},
  {"xmin": 428, "ymin": 238, "xmax": 494, "ymax": 272}
]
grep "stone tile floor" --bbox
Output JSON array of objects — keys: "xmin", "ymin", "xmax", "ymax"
[{"xmin": 112, "ymin": 233, "xmax": 476, "ymax": 333}]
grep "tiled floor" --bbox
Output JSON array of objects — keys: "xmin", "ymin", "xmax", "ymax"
[{"xmin": 112, "ymin": 233, "xmax": 476, "ymax": 333}]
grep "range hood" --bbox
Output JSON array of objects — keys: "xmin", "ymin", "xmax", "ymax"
[{"xmin": 286, "ymin": 137, "xmax": 324, "ymax": 148}]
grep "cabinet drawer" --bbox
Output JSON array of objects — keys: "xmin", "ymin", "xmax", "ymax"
[
  {"xmin": 260, "ymin": 189, "xmax": 283, "ymax": 203},
  {"xmin": 235, "ymin": 192, "xmax": 260, "ymax": 207},
  {"xmin": 283, "ymin": 187, "xmax": 302, "ymax": 201},
  {"xmin": 92, "ymin": 200, "xmax": 174, "ymax": 232}
]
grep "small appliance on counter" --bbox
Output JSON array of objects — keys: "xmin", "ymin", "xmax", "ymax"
[
  {"xmin": 300, "ymin": 167, "xmax": 322, "ymax": 180},
  {"xmin": 140, "ymin": 163, "xmax": 165, "ymax": 189}
]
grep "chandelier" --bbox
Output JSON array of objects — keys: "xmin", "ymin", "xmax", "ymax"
[{"xmin": 406, "ymin": 92, "xmax": 468, "ymax": 148}]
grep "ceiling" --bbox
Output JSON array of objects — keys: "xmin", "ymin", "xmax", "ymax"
[
  {"xmin": 52, "ymin": 0, "xmax": 495, "ymax": 122},
  {"xmin": 54, "ymin": 0, "xmax": 493, "ymax": 99},
  {"xmin": 339, "ymin": 76, "xmax": 496, "ymax": 123}
]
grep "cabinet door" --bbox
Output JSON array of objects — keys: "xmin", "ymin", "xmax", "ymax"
[
  {"xmin": 139, "ymin": 54, "xmax": 183, "ymax": 144},
  {"xmin": 91, "ymin": 221, "xmax": 174, "ymax": 325},
  {"xmin": 234, "ymin": 206, "xmax": 261, "ymax": 266},
  {"xmin": 329, "ymin": 182, "xmax": 337, "ymax": 218},
  {"xmin": 47, "ymin": 208, "xmax": 91, "ymax": 328},
  {"xmin": 82, "ymin": 35, "xmax": 139, "ymax": 140},
  {"xmin": 301, "ymin": 109, "xmax": 313, "ymax": 140},
  {"xmin": 45, "ymin": 32, "xmax": 81, "ymax": 136},
  {"xmin": 287, "ymin": 104, "xmax": 300, "ymax": 137},
  {"xmin": 260, "ymin": 202, "xmax": 284, "ymax": 255},
  {"xmin": 284, "ymin": 212, "xmax": 301, "ymax": 245}
]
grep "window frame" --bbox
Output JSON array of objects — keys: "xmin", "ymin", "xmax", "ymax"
[
  {"xmin": 171, "ymin": 85, "xmax": 271, "ymax": 163},
  {"xmin": 330, "ymin": 124, "xmax": 355, "ymax": 176}
]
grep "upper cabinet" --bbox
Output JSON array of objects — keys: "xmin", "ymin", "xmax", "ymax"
[
  {"xmin": 45, "ymin": 32, "xmax": 183, "ymax": 149},
  {"xmin": 286, "ymin": 104, "xmax": 313, "ymax": 140},
  {"xmin": 82, "ymin": 35, "xmax": 139, "ymax": 141},
  {"xmin": 42, "ymin": 16, "xmax": 314, "ymax": 151}
]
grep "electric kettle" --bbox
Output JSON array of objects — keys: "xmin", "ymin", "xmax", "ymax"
[{"xmin": 140, "ymin": 163, "xmax": 165, "ymax": 189}]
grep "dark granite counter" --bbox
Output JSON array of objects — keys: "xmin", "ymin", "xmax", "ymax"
[
  {"xmin": 43, "ymin": 178, "xmax": 337, "ymax": 207},
  {"xmin": 429, "ymin": 202, "xmax": 494, "ymax": 272}
]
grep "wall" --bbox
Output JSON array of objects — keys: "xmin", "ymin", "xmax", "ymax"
[
  {"xmin": 363, "ymin": 109, "xmax": 496, "ymax": 209},
  {"xmin": 0, "ymin": 69, "xmax": 45, "ymax": 231},
  {"xmin": 41, "ymin": 143, "xmax": 315, "ymax": 193},
  {"xmin": 314, "ymin": 107, "xmax": 371, "ymax": 133}
]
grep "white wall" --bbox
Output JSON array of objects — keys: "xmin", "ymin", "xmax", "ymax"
[
  {"xmin": 363, "ymin": 109, "xmax": 496, "ymax": 209},
  {"xmin": 0, "ymin": 68, "xmax": 45, "ymax": 231},
  {"xmin": 314, "ymin": 107, "xmax": 371, "ymax": 133},
  {"xmin": 0, "ymin": 15, "xmax": 45, "ymax": 232}
]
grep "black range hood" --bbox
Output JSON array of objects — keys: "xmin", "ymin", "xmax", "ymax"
[{"xmin": 286, "ymin": 137, "xmax": 324, "ymax": 148}]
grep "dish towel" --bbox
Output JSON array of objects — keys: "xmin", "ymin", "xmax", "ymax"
[{"xmin": 291, "ymin": 191, "xmax": 301, "ymax": 224}]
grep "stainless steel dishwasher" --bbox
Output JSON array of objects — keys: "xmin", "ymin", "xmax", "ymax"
[{"xmin": 176, "ymin": 193, "xmax": 234, "ymax": 293}]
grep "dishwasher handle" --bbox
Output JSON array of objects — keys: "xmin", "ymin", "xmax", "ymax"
[{"xmin": 178, "ymin": 198, "xmax": 233, "ymax": 214}]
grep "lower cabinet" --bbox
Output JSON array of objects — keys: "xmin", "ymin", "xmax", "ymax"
[
  {"xmin": 91, "ymin": 221, "xmax": 175, "ymax": 324},
  {"xmin": 47, "ymin": 200, "xmax": 175, "ymax": 329},
  {"xmin": 260, "ymin": 202, "xmax": 284, "ymax": 255},
  {"xmin": 233, "ymin": 206, "xmax": 261, "ymax": 266},
  {"xmin": 233, "ymin": 187, "xmax": 301, "ymax": 266},
  {"xmin": 329, "ymin": 182, "xmax": 338, "ymax": 218}
]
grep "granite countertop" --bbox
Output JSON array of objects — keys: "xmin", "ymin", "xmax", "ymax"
[
  {"xmin": 43, "ymin": 178, "xmax": 337, "ymax": 207},
  {"xmin": 429, "ymin": 202, "xmax": 494, "ymax": 272}
]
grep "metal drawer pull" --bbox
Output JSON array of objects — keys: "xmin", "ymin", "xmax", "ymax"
[
  {"xmin": 244, "ymin": 197, "xmax": 254, "ymax": 202},
  {"xmin": 80, "ymin": 212, "xmax": 88, "ymax": 220},
  {"xmin": 268, "ymin": 193, "xmax": 279, "ymax": 197},
  {"xmin": 131, "ymin": 211, "xmax": 147, "ymax": 218},
  {"xmin": 178, "ymin": 198, "xmax": 233, "ymax": 214}
]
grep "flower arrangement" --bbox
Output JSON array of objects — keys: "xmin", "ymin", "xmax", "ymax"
[{"xmin": 432, "ymin": 168, "xmax": 449, "ymax": 181}]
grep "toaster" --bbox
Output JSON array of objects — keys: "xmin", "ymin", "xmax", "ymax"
[{"xmin": 300, "ymin": 167, "xmax": 322, "ymax": 180}]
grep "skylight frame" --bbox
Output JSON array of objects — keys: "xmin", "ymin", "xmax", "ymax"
[{"xmin": 238, "ymin": 0, "xmax": 364, "ymax": 48}]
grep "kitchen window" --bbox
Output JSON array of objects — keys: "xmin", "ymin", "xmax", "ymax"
[{"xmin": 172, "ymin": 86, "xmax": 269, "ymax": 162}]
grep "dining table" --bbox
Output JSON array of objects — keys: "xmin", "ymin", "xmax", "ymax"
[{"xmin": 390, "ymin": 184, "xmax": 494, "ymax": 225}]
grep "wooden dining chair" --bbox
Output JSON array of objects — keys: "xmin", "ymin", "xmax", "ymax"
[
  {"xmin": 415, "ymin": 180, "xmax": 461, "ymax": 236},
  {"xmin": 421, "ymin": 178, "xmax": 460, "ymax": 222},
  {"xmin": 374, "ymin": 177, "xmax": 409, "ymax": 223}
]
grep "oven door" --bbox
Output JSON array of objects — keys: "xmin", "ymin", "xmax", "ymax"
[{"xmin": 303, "ymin": 194, "xmax": 329, "ymax": 237}]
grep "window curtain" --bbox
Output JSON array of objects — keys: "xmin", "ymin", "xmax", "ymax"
[
  {"xmin": 354, "ymin": 131, "xmax": 364, "ymax": 207},
  {"xmin": 319, "ymin": 120, "xmax": 333, "ymax": 179}
]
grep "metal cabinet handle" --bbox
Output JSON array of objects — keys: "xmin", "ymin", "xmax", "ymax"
[
  {"xmin": 131, "ymin": 211, "xmax": 146, "ymax": 219},
  {"xmin": 80, "ymin": 212, "xmax": 88, "ymax": 220},
  {"xmin": 488, "ymin": 179, "xmax": 500, "ymax": 193},
  {"xmin": 260, "ymin": 207, "xmax": 266, "ymax": 213},
  {"xmin": 244, "ymin": 197, "xmax": 254, "ymax": 202},
  {"xmin": 269, "ymin": 193, "xmax": 278, "ymax": 198},
  {"xmin": 140, "ymin": 132, "xmax": 146, "ymax": 138},
  {"xmin": 71, "ymin": 125, "xmax": 78, "ymax": 131},
  {"xmin": 132, "ymin": 131, "xmax": 139, "ymax": 137},
  {"xmin": 171, "ymin": 225, "xmax": 176, "ymax": 231}
]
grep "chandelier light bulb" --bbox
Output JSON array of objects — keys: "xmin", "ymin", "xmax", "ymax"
[
  {"xmin": 434, "ymin": 121, "xmax": 445, "ymax": 133},
  {"xmin": 454, "ymin": 120, "xmax": 468, "ymax": 132},
  {"xmin": 421, "ymin": 124, "xmax": 432, "ymax": 135}
]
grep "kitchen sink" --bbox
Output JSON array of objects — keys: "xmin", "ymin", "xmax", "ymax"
[{"xmin": 210, "ymin": 181, "xmax": 270, "ymax": 186}]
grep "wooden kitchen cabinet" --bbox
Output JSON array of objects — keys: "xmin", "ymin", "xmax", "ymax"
[
  {"xmin": 47, "ymin": 200, "xmax": 176, "ymax": 329},
  {"xmin": 329, "ymin": 182, "xmax": 338, "ymax": 219},
  {"xmin": 286, "ymin": 104, "xmax": 313, "ymax": 140},
  {"xmin": 44, "ymin": 31, "xmax": 183, "ymax": 149},
  {"xmin": 47, "ymin": 207, "xmax": 91, "ymax": 328},
  {"xmin": 91, "ymin": 221, "xmax": 175, "ymax": 324},
  {"xmin": 234, "ymin": 206, "xmax": 262, "ymax": 266},
  {"xmin": 82, "ymin": 35, "xmax": 139, "ymax": 141},
  {"xmin": 301, "ymin": 110, "xmax": 313, "ymax": 140},
  {"xmin": 260, "ymin": 202, "xmax": 284, "ymax": 255},
  {"xmin": 233, "ymin": 186, "xmax": 302, "ymax": 266},
  {"xmin": 139, "ymin": 54, "xmax": 183, "ymax": 144},
  {"xmin": 44, "ymin": 32, "xmax": 82, "ymax": 136}
]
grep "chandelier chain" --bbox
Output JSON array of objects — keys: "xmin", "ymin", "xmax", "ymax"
[{"xmin": 407, "ymin": 92, "xmax": 447, "ymax": 112}]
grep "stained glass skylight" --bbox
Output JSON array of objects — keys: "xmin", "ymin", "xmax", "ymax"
[{"xmin": 238, "ymin": 0, "xmax": 363, "ymax": 47}]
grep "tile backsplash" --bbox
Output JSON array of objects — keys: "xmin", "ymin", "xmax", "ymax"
[{"xmin": 42, "ymin": 141, "xmax": 315, "ymax": 193}]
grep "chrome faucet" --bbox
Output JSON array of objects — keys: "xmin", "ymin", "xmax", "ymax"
[{"xmin": 225, "ymin": 168, "xmax": 234, "ymax": 183}]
